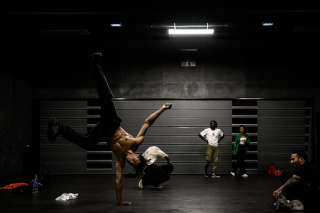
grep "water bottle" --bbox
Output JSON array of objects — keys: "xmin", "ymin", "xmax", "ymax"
[{"xmin": 32, "ymin": 174, "xmax": 39, "ymax": 193}]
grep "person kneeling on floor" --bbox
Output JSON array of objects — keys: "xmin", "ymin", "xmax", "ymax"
[
  {"xmin": 273, "ymin": 151, "xmax": 313, "ymax": 211},
  {"xmin": 135, "ymin": 146, "xmax": 173, "ymax": 189}
]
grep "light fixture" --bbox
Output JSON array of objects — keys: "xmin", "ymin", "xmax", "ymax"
[
  {"xmin": 262, "ymin": 22, "xmax": 274, "ymax": 27},
  {"xmin": 110, "ymin": 23, "xmax": 122, "ymax": 27},
  {"xmin": 168, "ymin": 23, "xmax": 214, "ymax": 36},
  {"xmin": 168, "ymin": 29, "xmax": 214, "ymax": 35},
  {"xmin": 180, "ymin": 49, "xmax": 198, "ymax": 52}
]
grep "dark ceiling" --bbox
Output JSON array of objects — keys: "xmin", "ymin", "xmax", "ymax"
[
  {"xmin": 4, "ymin": 1, "xmax": 320, "ymax": 81},
  {"xmin": 6, "ymin": 2, "xmax": 320, "ymax": 40}
]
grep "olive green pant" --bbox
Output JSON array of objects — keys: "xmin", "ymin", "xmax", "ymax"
[{"xmin": 205, "ymin": 146, "xmax": 219, "ymax": 173}]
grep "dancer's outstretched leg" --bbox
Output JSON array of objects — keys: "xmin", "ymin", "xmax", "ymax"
[
  {"xmin": 89, "ymin": 52, "xmax": 114, "ymax": 99},
  {"xmin": 89, "ymin": 52, "xmax": 122, "ymax": 141},
  {"xmin": 47, "ymin": 118, "xmax": 93, "ymax": 149},
  {"xmin": 47, "ymin": 52, "xmax": 121, "ymax": 146}
]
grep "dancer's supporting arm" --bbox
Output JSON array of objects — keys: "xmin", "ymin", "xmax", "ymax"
[
  {"xmin": 112, "ymin": 144, "xmax": 132, "ymax": 206},
  {"xmin": 130, "ymin": 103, "xmax": 172, "ymax": 152}
]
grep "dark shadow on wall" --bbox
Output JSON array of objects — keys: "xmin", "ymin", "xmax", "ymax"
[{"xmin": 0, "ymin": 72, "xmax": 34, "ymax": 184}]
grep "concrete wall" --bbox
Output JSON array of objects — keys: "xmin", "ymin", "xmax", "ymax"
[
  {"xmin": 32, "ymin": 35, "xmax": 319, "ymax": 100},
  {"xmin": 30, "ymin": 35, "xmax": 320, "ymax": 168},
  {"xmin": 0, "ymin": 72, "xmax": 33, "ymax": 180}
]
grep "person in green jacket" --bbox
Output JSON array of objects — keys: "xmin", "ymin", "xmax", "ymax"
[{"xmin": 231, "ymin": 125, "xmax": 251, "ymax": 178}]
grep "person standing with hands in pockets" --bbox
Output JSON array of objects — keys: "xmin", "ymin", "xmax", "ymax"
[{"xmin": 199, "ymin": 120, "xmax": 224, "ymax": 178}]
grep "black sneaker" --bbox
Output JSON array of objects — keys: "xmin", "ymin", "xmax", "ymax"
[{"xmin": 47, "ymin": 118, "xmax": 60, "ymax": 142}]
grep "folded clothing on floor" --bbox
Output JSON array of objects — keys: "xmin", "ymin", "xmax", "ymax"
[{"xmin": 55, "ymin": 193, "xmax": 79, "ymax": 201}]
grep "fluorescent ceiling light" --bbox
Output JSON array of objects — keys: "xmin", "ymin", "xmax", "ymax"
[
  {"xmin": 262, "ymin": 22, "xmax": 274, "ymax": 27},
  {"xmin": 180, "ymin": 49, "xmax": 198, "ymax": 52},
  {"xmin": 110, "ymin": 23, "xmax": 122, "ymax": 27},
  {"xmin": 168, "ymin": 23, "xmax": 214, "ymax": 36},
  {"xmin": 168, "ymin": 28, "xmax": 214, "ymax": 35}
]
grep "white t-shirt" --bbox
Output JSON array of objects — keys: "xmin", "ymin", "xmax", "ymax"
[
  {"xmin": 142, "ymin": 146, "xmax": 168, "ymax": 165},
  {"xmin": 200, "ymin": 128, "xmax": 224, "ymax": 147},
  {"xmin": 240, "ymin": 137, "xmax": 247, "ymax": 145}
]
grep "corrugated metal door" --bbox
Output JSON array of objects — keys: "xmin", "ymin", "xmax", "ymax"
[{"xmin": 116, "ymin": 100, "xmax": 232, "ymax": 174}]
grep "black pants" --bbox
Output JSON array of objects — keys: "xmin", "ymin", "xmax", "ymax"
[
  {"xmin": 142, "ymin": 163, "xmax": 174, "ymax": 186},
  {"xmin": 233, "ymin": 146, "xmax": 246, "ymax": 174},
  {"xmin": 282, "ymin": 182, "xmax": 310, "ymax": 203},
  {"xmin": 58, "ymin": 55, "xmax": 122, "ymax": 146}
]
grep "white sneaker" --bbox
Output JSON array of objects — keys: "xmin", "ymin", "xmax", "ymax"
[
  {"xmin": 291, "ymin": 200, "xmax": 304, "ymax": 211},
  {"xmin": 241, "ymin": 173, "xmax": 248, "ymax": 178},
  {"xmin": 230, "ymin": 172, "xmax": 236, "ymax": 177},
  {"xmin": 138, "ymin": 179, "xmax": 143, "ymax": 189},
  {"xmin": 211, "ymin": 173, "xmax": 221, "ymax": 178}
]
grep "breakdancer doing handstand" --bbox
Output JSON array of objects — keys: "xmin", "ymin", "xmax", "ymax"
[{"xmin": 47, "ymin": 52, "xmax": 172, "ymax": 206}]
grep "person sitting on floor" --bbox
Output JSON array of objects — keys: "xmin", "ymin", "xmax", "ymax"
[
  {"xmin": 135, "ymin": 146, "xmax": 174, "ymax": 189},
  {"xmin": 273, "ymin": 151, "xmax": 313, "ymax": 211}
]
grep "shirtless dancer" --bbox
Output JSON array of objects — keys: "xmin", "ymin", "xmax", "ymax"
[{"xmin": 47, "ymin": 52, "xmax": 172, "ymax": 206}]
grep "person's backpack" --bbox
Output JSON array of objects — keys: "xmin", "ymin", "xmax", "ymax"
[{"xmin": 274, "ymin": 169, "xmax": 283, "ymax": 177}]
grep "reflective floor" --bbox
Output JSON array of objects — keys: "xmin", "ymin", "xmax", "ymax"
[{"xmin": 2, "ymin": 175, "xmax": 317, "ymax": 213}]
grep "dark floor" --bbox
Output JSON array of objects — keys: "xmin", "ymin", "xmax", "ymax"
[{"xmin": 2, "ymin": 175, "xmax": 316, "ymax": 213}]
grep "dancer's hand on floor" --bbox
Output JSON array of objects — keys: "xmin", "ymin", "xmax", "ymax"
[
  {"xmin": 118, "ymin": 201, "xmax": 132, "ymax": 206},
  {"xmin": 162, "ymin": 103, "xmax": 172, "ymax": 110}
]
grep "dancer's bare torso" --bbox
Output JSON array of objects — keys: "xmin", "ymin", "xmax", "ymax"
[{"xmin": 109, "ymin": 127, "xmax": 136, "ymax": 157}]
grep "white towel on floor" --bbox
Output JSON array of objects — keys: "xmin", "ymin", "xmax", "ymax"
[{"xmin": 55, "ymin": 193, "xmax": 79, "ymax": 201}]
